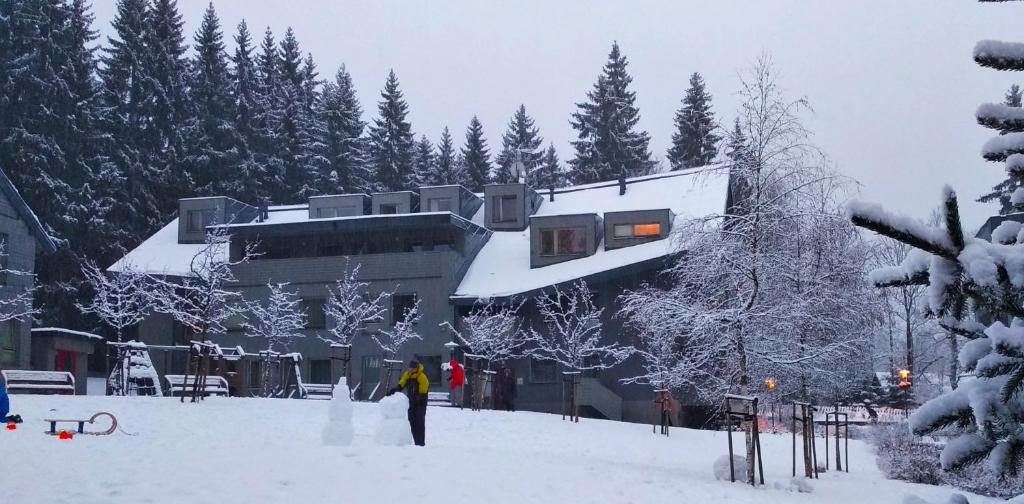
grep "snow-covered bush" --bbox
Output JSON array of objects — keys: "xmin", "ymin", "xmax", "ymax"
[{"xmin": 871, "ymin": 423, "xmax": 943, "ymax": 486}]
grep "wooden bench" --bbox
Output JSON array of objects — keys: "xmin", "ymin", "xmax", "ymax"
[
  {"xmin": 301, "ymin": 383, "xmax": 334, "ymax": 400},
  {"xmin": 428, "ymin": 391, "xmax": 451, "ymax": 406},
  {"xmin": 1, "ymin": 370, "xmax": 75, "ymax": 395},
  {"xmin": 164, "ymin": 374, "xmax": 230, "ymax": 397}
]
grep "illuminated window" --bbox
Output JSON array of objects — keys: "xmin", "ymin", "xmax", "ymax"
[
  {"xmin": 540, "ymin": 228, "xmax": 587, "ymax": 256},
  {"xmin": 613, "ymin": 223, "xmax": 661, "ymax": 238}
]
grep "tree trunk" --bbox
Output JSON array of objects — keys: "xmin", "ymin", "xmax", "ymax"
[{"xmin": 948, "ymin": 333, "xmax": 959, "ymax": 390}]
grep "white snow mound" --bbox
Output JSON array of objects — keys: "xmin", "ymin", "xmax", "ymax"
[
  {"xmin": 375, "ymin": 393, "xmax": 412, "ymax": 446},
  {"xmin": 713, "ymin": 454, "xmax": 746, "ymax": 482}
]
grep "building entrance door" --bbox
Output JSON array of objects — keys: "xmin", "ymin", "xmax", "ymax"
[
  {"xmin": 361, "ymin": 355, "xmax": 382, "ymax": 400},
  {"xmin": 55, "ymin": 350, "xmax": 77, "ymax": 375}
]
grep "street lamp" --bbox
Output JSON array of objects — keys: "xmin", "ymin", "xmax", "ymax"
[
  {"xmin": 897, "ymin": 369, "xmax": 911, "ymax": 389},
  {"xmin": 765, "ymin": 378, "xmax": 778, "ymax": 432}
]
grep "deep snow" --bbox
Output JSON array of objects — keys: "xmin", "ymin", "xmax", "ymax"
[{"xmin": 0, "ymin": 396, "xmax": 1001, "ymax": 504}]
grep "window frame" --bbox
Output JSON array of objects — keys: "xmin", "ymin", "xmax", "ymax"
[
  {"xmin": 491, "ymin": 194, "xmax": 518, "ymax": 223},
  {"xmin": 390, "ymin": 293, "xmax": 418, "ymax": 326},
  {"xmin": 427, "ymin": 197, "xmax": 454, "ymax": 212},
  {"xmin": 302, "ymin": 297, "xmax": 327, "ymax": 329},
  {"xmin": 187, "ymin": 208, "xmax": 216, "ymax": 233},
  {"xmin": 378, "ymin": 203, "xmax": 399, "ymax": 215},
  {"xmin": 539, "ymin": 227, "xmax": 587, "ymax": 257},
  {"xmin": 529, "ymin": 356, "xmax": 557, "ymax": 384},
  {"xmin": 613, "ymin": 222, "xmax": 661, "ymax": 239}
]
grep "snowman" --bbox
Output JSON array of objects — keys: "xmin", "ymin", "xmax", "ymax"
[
  {"xmin": 375, "ymin": 392, "xmax": 413, "ymax": 446},
  {"xmin": 322, "ymin": 378, "xmax": 354, "ymax": 446}
]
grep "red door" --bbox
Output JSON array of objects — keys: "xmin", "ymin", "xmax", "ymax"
[{"xmin": 55, "ymin": 350, "xmax": 76, "ymax": 375}]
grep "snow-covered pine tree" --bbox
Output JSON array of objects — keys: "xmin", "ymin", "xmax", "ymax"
[
  {"xmin": 1007, "ymin": 84, "xmax": 1022, "ymax": 109},
  {"xmin": 494, "ymin": 105, "xmax": 544, "ymax": 184},
  {"xmin": 533, "ymin": 144, "xmax": 565, "ymax": 191},
  {"xmin": 244, "ymin": 282, "xmax": 306, "ymax": 353},
  {"xmin": 267, "ymin": 28, "xmax": 319, "ymax": 202},
  {"xmin": 568, "ymin": 42, "xmax": 653, "ymax": 184},
  {"xmin": 976, "ymin": 38, "xmax": 1024, "ymax": 214},
  {"xmin": 431, "ymin": 127, "xmax": 463, "ymax": 186},
  {"xmin": 298, "ymin": 52, "xmax": 330, "ymax": 196},
  {"xmin": 849, "ymin": 187, "xmax": 1024, "ymax": 476},
  {"xmin": 320, "ymin": 65, "xmax": 369, "ymax": 194},
  {"xmin": 184, "ymin": 3, "xmax": 243, "ymax": 198},
  {"xmin": 253, "ymin": 26, "xmax": 284, "ymax": 200},
  {"xmin": 667, "ymin": 72, "xmax": 720, "ymax": 170},
  {"xmin": 98, "ymin": 0, "xmax": 170, "ymax": 247},
  {"xmin": 146, "ymin": 0, "xmax": 191, "ymax": 206},
  {"xmin": 461, "ymin": 116, "xmax": 492, "ymax": 192},
  {"xmin": 410, "ymin": 135, "xmax": 435, "ymax": 189},
  {"xmin": 367, "ymin": 70, "xmax": 415, "ymax": 192},
  {"xmin": 229, "ymin": 20, "xmax": 266, "ymax": 202}
]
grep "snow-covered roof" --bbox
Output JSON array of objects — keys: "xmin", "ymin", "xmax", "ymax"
[
  {"xmin": 452, "ymin": 167, "xmax": 729, "ymax": 300},
  {"xmin": 0, "ymin": 166, "xmax": 58, "ymax": 253},
  {"xmin": 31, "ymin": 327, "xmax": 103, "ymax": 340},
  {"xmin": 108, "ymin": 217, "xmax": 221, "ymax": 276}
]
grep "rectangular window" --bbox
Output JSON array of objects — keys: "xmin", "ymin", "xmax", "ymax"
[
  {"xmin": 530, "ymin": 357, "xmax": 557, "ymax": 384},
  {"xmin": 613, "ymin": 223, "xmax": 661, "ymax": 238},
  {"xmin": 491, "ymin": 195, "xmax": 517, "ymax": 223},
  {"xmin": 427, "ymin": 198, "xmax": 453, "ymax": 212},
  {"xmin": 187, "ymin": 208, "xmax": 216, "ymax": 232},
  {"xmin": 391, "ymin": 293, "xmax": 417, "ymax": 326},
  {"xmin": 540, "ymin": 228, "xmax": 587, "ymax": 256},
  {"xmin": 316, "ymin": 207, "xmax": 338, "ymax": 218},
  {"xmin": 309, "ymin": 359, "xmax": 332, "ymax": 384},
  {"xmin": 417, "ymin": 354, "xmax": 443, "ymax": 385},
  {"xmin": 379, "ymin": 204, "xmax": 399, "ymax": 215},
  {"xmin": 302, "ymin": 298, "xmax": 326, "ymax": 329}
]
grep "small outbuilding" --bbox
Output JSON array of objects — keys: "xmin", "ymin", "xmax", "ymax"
[{"xmin": 30, "ymin": 327, "xmax": 101, "ymax": 395}]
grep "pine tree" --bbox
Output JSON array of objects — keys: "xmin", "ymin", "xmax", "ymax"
[
  {"xmin": 184, "ymin": 3, "xmax": 241, "ymax": 197},
  {"xmin": 320, "ymin": 65, "xmax": 369, "ymax": 193},
  {"xmin": 568, "ymin": 42, "xmax": 653, "ymax": 184},
  {"xmin": 412, "ymin": 135, "xmax": 435, "ymax": 188},
  {"xmin": 267, "ymin": 28, "xmax": 317, "ymax": 202},
  {"xmin": 432, "ymin": 127, "xmax": 462, "ymax": 186},
  {"xmin": 462, "ymin": 116, "xmax": 492, "ymax": 192},
  {"xmin": 253, "ymin": 26, "xmax": 283, "ymax": 200},
  {"xmin": 494, "ymin": 105, "xmax": 544, "ymax": 184},
  {"xmin": 146, "ymin": 0, "xmax": 191, "ymax": 204},
  {"xmin": 1007, "ymin": 84, "xmax": 1022, "ymax": 108},
  {"xmin": 533, "ymin": 144, "xmax": 565, "ymax": 190},
  {"xmin": 667, "ymin": 72, "xmax": 720, "ymax": 170},
  {"xmin": 230, "ymin": 20, "xmax": 266, "ymax": 202},
  {"xmin": 98, "ymin": 0, "xmax": 167, "ymax": 245},
  {"xmin": 367, "ymin": 70, "xmax": 415, "ymax": 192},
  {"xmin": 297, "ymin": 52, "xmax": 328, "ymax": 197}
]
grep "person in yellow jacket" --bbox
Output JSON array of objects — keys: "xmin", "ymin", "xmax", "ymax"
[{"xmin": 388, "ymin": 360, "xmax": 429, "ymax": 446}]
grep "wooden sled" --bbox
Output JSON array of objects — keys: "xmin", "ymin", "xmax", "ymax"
[{"xmin": 43, "ymin": 412, "xmax": 118, "ymax": 436}]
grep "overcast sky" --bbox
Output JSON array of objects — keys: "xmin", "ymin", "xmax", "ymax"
[{"xmin": 92, "ymin": 0, "xmax": 1021, "ymax": 228}]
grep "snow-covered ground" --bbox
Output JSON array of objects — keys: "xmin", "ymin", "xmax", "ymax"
[{"xmin": 1, "ymin": 396, "xmax": 995, "ymax": 504}]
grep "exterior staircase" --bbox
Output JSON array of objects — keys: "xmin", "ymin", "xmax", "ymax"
[{"xmin": 579, "ymin": 377, "xmax": 623, "ymax": 421}]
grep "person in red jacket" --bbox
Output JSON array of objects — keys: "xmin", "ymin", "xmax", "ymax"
[{"xmin": 447, "ymin": 359, "xmax": 465, "ymax": 407}]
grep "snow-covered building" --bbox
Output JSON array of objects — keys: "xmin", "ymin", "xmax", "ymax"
[
  {"xmin": 0, "ymin": 167, "xmax": 58, "ymax": 370},
  {"xmin": 111, "ymin": 168, "xmax": 728, "ymax": 422}
]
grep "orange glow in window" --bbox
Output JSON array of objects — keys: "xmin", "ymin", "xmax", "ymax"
[{"xmin": 633, "ymin": 223, "xmax": 661, "ymax": 237}]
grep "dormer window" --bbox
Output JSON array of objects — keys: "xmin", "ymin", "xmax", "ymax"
[
  {"xmin": 492, "ymin": 195, "xmax": 517, "ymax": 223},
  {"xmin": 379, "ymin": 204, "xmax": 399, "ymax": 215},
  {"xmin": 612, "ymin": 223, "xmax": 661, "ymax": 238},
  {"xmin": 187, "ymin": 208, "xmax": 216, "ymax": 232},
  {"xmin": 427, "ymin": 197, "xmax": 453, "ymax": 212},
  {"xmin": 540, "ymin": 228, "xmax": 587, "ymax": 256}
]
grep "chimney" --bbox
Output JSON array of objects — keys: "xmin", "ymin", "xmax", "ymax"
[
  {"xmin": 548, "ymin": 186, "xmax": 555, "ymax": 202},
  {"xmin": 257, "ymin": 198, "xmax": 269, "ymax": 222},
  {"xmin": 618, "ymin": 174, "xmax": 626, "ymax": 196}
]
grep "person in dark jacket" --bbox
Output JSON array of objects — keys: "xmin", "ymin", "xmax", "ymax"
[
  {"xmin": 0, "ymin": 381, "xmax": 22, "ymax": 423},
  {"xmin": 498, "ymin": 367, "xmax": 517, "ymax": 412},
  {"xmin": 388, "ymin": 360, "xmax": 429, "ymax": 446}
]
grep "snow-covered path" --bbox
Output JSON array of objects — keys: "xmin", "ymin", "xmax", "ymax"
[{"xmin": 0, "ymin": 396, "xmax": 995, "ymax": 504}]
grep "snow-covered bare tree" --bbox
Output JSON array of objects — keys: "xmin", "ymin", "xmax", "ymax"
[
  {"xmin": 321, "ymin": 263, "xmax": 389, "ymax": 348},
  {"xmin": 529, "ymin": 280, "xmax": 632, "ymax": 372},
  {"xmin": 0, "ymin": 239, "xmax": 40, "ymax": 324},
  {"xmin": 440, "ymin": 298, "xmax": 529, "ymax": 368},
  {"xmin": 76, "ymin": 260, "xmax": 153, "ymax": 343},
  {"xmin": 371, "ymin": 297, "xmax": 422, "ymax": 359},
  {"xmin": 243, "ymin": 282, "xmax": 306, "ymax": 352},
  {"xmin": 618, "ymin": 56, "xmax": 872, "ymax": 402},
  {"xmin": 151, "ymin": 225, "xmax": 255, "ymax": 342}
]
